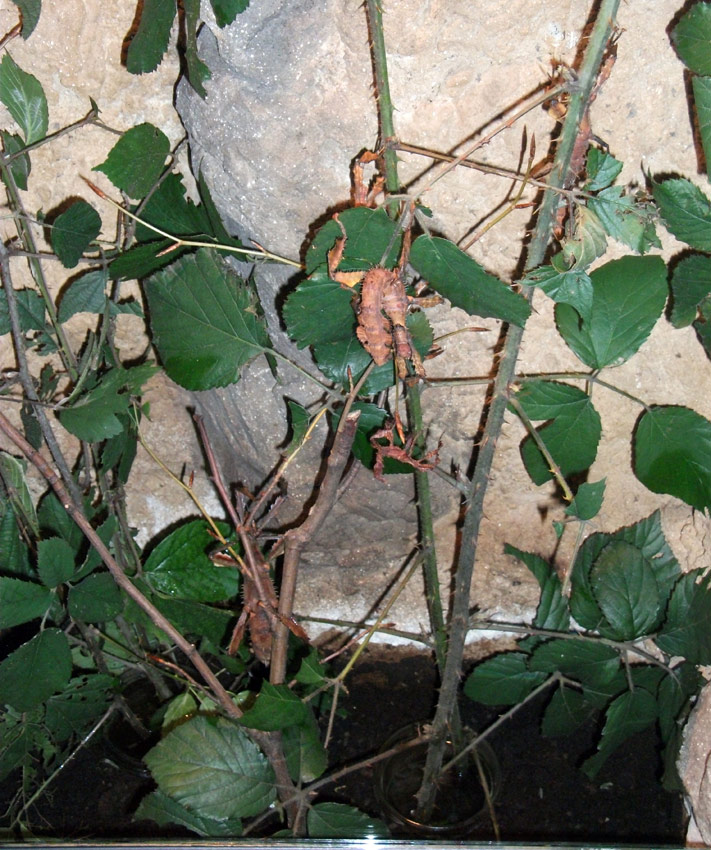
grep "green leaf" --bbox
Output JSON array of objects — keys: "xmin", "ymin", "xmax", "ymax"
[
  {"xmin": 67, "ymin": 573, "xmax": 123, "ymax": 622},
  {"xmin": 45, "ymin": 674, "xmax": 115, "ymax": 742},
  {"xmin": 561, "ymin": 205, "xmax": 608, "ymax": 268},
  {"xmin": 58, "ymin": 269, "xmax": 109, "ymax": 322},
  {"xmin": 565, "ymin": 479, "xmax": 606, "ymax": 521},
  {"xmin": 671, "ymin": 3, "xmax": 711, "ymax": 74},
  {"xmin": 282, "ymin": 709, "xmax": 328, "ymax": 782},
  {"xmin": 307, "ymin": 803, "xmax": 388, "ymax": 838},
  {"xmin": 37, "ymin": 536, "xmax": 76, "ymax": 587},
  {"xmin": 210, "ymin": 0, "xmax": 249, "ymax": 27},
  {"xmin": 585, "ymin": 148, "xmax": 623, "ymax": 191},
  {"xmin": 145, "ymin": 249, "xmax": 270, "ymax": 390},
  {"xmin": 529, "ymin": 639, "xmax": 620, "ymax": 688},
  {"xmin": 657, "ymin": 661, "xmax": 702, "ymax": 743},
  {"xmin": 555, "ymin": 255, "xmax": 667, "ymax": 368},
  {"xmin": 503, "ymin": 544, "xmax": 569, "ymax": 632},
  {"xmin": 0, "ymin": 577, "xmax": 52, "ymax": 628},
  {"xmin": 59, "ymin": 363, "xmax": 158, "ymax": 442},
  {"xmin": 295, "ymin": 648, "xmax": 327, "ymax": 685},
  {"xmin": 513, "ymin": 380, "xmax": 601, "ymax": 485},
  {"xmin": 37, "ymin": 490, "xmax": 85, "ymax": 554},
  {"xmin": 285, "ymin": 401, "xmax": 309, "ymax": 454},
  {"xmin": 306, "ymin": 207, "xmax": 400, "ymax": 275},
  {"xmin": 110, "ymin": 239, "xmax": 186, "ymax": 281},
  {"xmin": 523, "ymin": 261, "xmax": 593, "ymax": 323},
  {"xmin": 653, "ymin": 178, "xmax": 711, "ymax": 250},
  {"xmin": 0, "ymin": 451, "xmax": 38, "ymax": 536},
  {"xmin": 284, "ymin": 272, "xmax": 356, "ymax": 348},
  {"xmin": 657, "ymin": 570, "xmax": 711, "ymax": 664},
  {"xmin": 463, "ymin": 652, "xmax": 548, "ymax": 706},
  {"xmin": 100, "ymin": 412, "xmax": 139, "ymax": 484},
  {"xmin": 126, "ymin": 0, "xmax": 176, "ymax": 74},
  {"xmin": 0, "ymin": 628, "xmax": 71, "ymax": 711},
  {"xmin": 135, "ymin": 789, "xmax": 242, "ymax": 837},
  {"xmin": 145, "ymin": 715, "xmax": 276, "ymax": 819},
  {"xmin": 542, "ymin": 686, "xmax": 599, "ymax": 737},
  {"xmin": 1, "ymin": 130, "xmax": 30, "ymax": 189},
  {"xmin": 0, "ymin": 506, "xmax": 31, "ymax": 576},
  {"xmin": 93, "ymin": 123, "xmax": 170, "ymax": 199},
  {"xmin": 143, "ymin": 519, "xmax": 238, "ymax": 602},
  {"xmin": 145, "ymin": 593, "xmax": 233, "ymax": 645},
  {"xmin": 0, "ymin": 53, "xmax": 47, "ymax": 144},
  {"xmin": 589, "ymin": 540, "xmax": 661, "ymax": 640},
  {"xmin": 0, "ymin": 287, "xmax": 46, "ymax": 338},
  {"xmin": 634, "ymin": 405, "xmax": 711, "ymax": 511},
  {"xmin": 50, "ymin": 200, "xmax": 102, "ymax": 268},
  {"xmin": 588, "ymin": 187, "xmax": 660, "ymax": 253},
  {"xmin": 669, "ymin": 253, "xmax": 711, "ymax": 327},
  {"xmin": 10, "ymin": 0, "xmax": 41, "ymax": 38},
  {"xmin": 582, "ymin": 688, "xmax": 657, "ymax": 778},
  {"xmin": 238, "ymin": 683, "xmax": 308, "ymax": 731},
  {"xmin": 410, "ymin": 234, "xmax": 530, "ymax": 327},
  {"xmin": 693, "ymin": 75, "xmax": 711, "ymax": 181},
  {"xmin": 183, "ymin": 0, "xmax": 211, "ymax": 96},
  {"xmin": 695, "ymin": 298, "xmax": 711, "ymax": 355}
]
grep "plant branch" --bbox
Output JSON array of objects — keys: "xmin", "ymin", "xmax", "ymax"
[{"xmin": 415, "ymin": 0, "xmax": 621, "ymax": 820}]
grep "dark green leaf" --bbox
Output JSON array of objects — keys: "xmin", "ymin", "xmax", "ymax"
[
  {"xmin": 295, "ymin": 648, "xmax": 327, "ymax": 685},
  {"xmin": 0, "ymin": 577, "xmax": 52, "ymax": 628},
  {"xmin": 0, "ymin": 451, "xmax": 38, "ymax": 536},
  {"xmin": 45, "ymin": 674, "xmax": 115, "ymax": 742},
  {"xmin": 100, "ymin": 412, "xmax": 139, "ymax": 483},
  {"xmin": 10, "ymin": 0, "xmax": 41, "ymax": 38},
  {"xmin": 237, "ymin": 683, "xmax": 307, "ymax": 731},
  {"xmin": 588, "ymin": 187, "xmax": 660, "ymax": 253},
  {"xmin": 410, "ymin": 234, "xmax": 530, "ymax": 327},
  {"xmin": 59, "ymin": 363, "xmax": 158, "ymax": 442},
  {"xmin": 144, "ymin": 519, "xmax": 238, "ymax": 602},
  {"xmin": 0, "ymin": 506, "xmax": 31, "ymax": 576},
  {"xmin": 282, "ymin": 710, "xmax": 328, "ymax": 782},
  {"xmin": 125, "ymin": 0, "xmax": 177, "ymax": 74},
  {"xmin": 307, "ymin": 803, "xmax": 388, "ymax": 838},
  {"xmin": 653, "ymin": 178, "xmax": 711, "ymax": 251},
  {"xmin": 542, "ymin": 686, "xmax": 599, "ymax": 737},
  {"xmin": 693, "ymin": 75, "xmax": 711, "ymax": 180},
  {"xmin": 585, "ymin": 148, "xmax": 623, "ymax": 191},
  {"xmin": 504, "ymin": 544, "xmax": 569, "ymax": 632},
  {"xmin": 582, "ymin": 688, "xmax": 657, "ymax": 777},
  {"xmin": 669, "ymin": 253, "xmax": 711, "ymax": 327},
  {"xmin": 555, "ymin": 255, "xmax": 667, "ymax": 368},
  {"xmin": 306, "ymin": 207, "xmax": 400, "ymax": 275},
  {"xmin": 37, "ymin": 536, "xmax": 76, "ymax": 587},
  {"xmin": 590, "ymin": 540, "xmax": 661, "ymax": 640},
  {"xmin": 1, "ymin": 130, "xmax": 30, "ymax": 189},
  {"xmin": 463, "ymin": 652, "xmax": 548, "ymax": 706},
  {"xmin": 58, "ymin": 269, "xmax": 108, "ymax": 322},
  {"xmin": 694, "ymin": 298, "xmax": 711, "ymax": 355},
  {"xmin": 75, "ymin": 516, "xmax": 119, "ymax": 579},
  {"xmin": 93, "ymin": 123, "xmax": 170, "ymax": 199},
  {"xmin": 210, "ymin": 0, "xmax": 249, "ymax": 27},
  {"xmin": 37, "ymin": 490, "xmax": 84, "ymax": 553},
  {"xmin": 657, "ymin": 570, "xmax": 711, "ymax": 664},
  {"xmin": 285, "ymin": 401, "xmax": 309, "ymax": 454},
  {"xmin": 109, "ymin": 239, "xmax": 184, "ymax": 280},
  {"xmin": 183, "ymin": 0, "xmax": 211, "ymax": 96},
  {"xmin": 284, "ymin": 272, "xmax": 356, "ymax": 348},
  {"xmin": 514, "ymin": 380, "xmax": 601, "ymax": 485},
  {"xmin": 50, "ymin": 200, "xmax": 102, "ymax": 268},
  {"xmin": 529, "ymin": 639, "xmax": 620, "ymax": 688},
  {"xmin": 523, "ymin": 261, "xmax": 593, "ymax": 323},
  {"xmin": 145, "ymin": 249, "xmax": 270, "ymax": 390},
  {"xmin": 0, "ymin": 628, "xmax": 71, "ymax": 711},
  {"xmin": 671, "ymin": 3, "xmax": 711, "ymax": 74},
  {"xmin": 0, "ymin": 53, "xmax": 47, "ymax": 144},
  {"xmin": 67, "ymin": 573, "xmax": 123, "ymax": 622},
  {"xmin": 145, "ymin": 593, "xmax": 233, "ymax": 645},
  {"xmin": 634, "ymin": 405, "xmax": 711, "ymax": 511},
  {"xmin": 657, "ymin": 662, "xmax": 701, "ymax": 743},
  {"xmin": 0, "ymin": 287, "xmax": 45, "ymax": 336},
  {"xmin": 145, "ymin": 715, "xmax": 276, "ymax": 818},
  {"xmin": 135, "ymin": 789, "xmax": 242, "ymax": 837},
  {"xmin": 135, "ymin": 172, "xmax": 212, "ymax": 239},
  {"xmin": 561, "ymin": 205, "xmax": 608, "ymax": 268},
  {"xmin": 565, "ymin": 479, "xmax": 606, "ymax": 521}
]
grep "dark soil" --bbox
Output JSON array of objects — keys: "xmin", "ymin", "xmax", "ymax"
[{"xmin": 1, "ymin": 646, "xmax": 687, "ymax": 842}]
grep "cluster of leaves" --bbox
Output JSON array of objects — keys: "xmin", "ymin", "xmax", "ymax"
[{"xmin": 465, "ymin": 511, "xmax": 707, "ymax": 787}]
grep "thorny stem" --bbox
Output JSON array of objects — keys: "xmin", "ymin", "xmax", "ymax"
[
  {"xmin": 415, "ymin": 0, "xmax": 622, "ymax": 821},
  {"xmin": 364, "ymin": 0, "xmax": 448, "ymax": 684},
  {"xmin": 0, "ymin": 409, "xmax": 301, "ymax": 825}
]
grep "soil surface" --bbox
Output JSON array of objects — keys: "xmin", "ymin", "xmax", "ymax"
[{"xmin": 1, "ymin": 646, "xmax": 687, "ymax": 842}]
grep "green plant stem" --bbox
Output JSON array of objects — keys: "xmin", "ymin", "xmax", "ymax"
[{"xmin": 415, "ymin": 0, "xmax": 621, "ymax": 821}]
